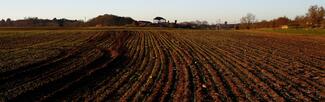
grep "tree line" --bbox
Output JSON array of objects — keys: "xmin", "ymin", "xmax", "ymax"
[
  {"xmin": 1, "ymin": 5, "xmax": 324, "ymax": 29},
  {"xmin": 240, "ymin": 5, "xmax": 325, "ymax": 29},
  {"xmin": 0, "ymin": 14, "xmax": 136, "ymax": 27}
]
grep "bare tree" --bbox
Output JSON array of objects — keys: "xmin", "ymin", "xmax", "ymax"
[
  {"xmin": 306, "ymin": 5, "xmax": 325, "ymax": 28},
  {"xmin": 293, "ymin": 15, "xmax": 307, "ymax": 28},
  {"xmin": 240, "ymin": 13, "xmax": 256, "ymax": 29},
  {"xmin": 322, "ymin": 19, "xmax": 325, "ymax": 28},
  {"xmin": 274, "ymin": 16, "xmax": 290, "ymax": 26}
]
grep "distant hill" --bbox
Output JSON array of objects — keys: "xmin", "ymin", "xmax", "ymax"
[{"xmin": 86, "ymin": 14, "xmax": 136, "ymax": 26}]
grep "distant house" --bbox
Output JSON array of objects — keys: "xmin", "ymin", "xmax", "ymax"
[
  {"xmin": 137, "ymin": 21, "xmax": 152, "ymax": 26},
  {"xmin": 95, "ymin": 24, "xmax": 103, "ymax": 27},
  {"xmin": 153, "ymin": 17, "xmax": 166, "ymax": 24},
  {"xmin": 281, "ymin": 25, "xmax": 289, "ymax": 29}
]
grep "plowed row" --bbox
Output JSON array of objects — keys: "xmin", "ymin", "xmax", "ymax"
[{"xmin": 0, "ymin": 30, "xmax": 324, "ymax": 101}]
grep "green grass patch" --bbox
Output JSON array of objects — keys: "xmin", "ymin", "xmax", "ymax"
[{"xmin": 258, "ymin": 28, "xmax": 325, "ymax": 35}]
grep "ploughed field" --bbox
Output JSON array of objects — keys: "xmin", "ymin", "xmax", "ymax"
[{"xmin": 0, "ymin": 30, "xmax": 324, "ymax": 101}]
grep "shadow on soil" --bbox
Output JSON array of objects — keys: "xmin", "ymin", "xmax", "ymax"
[{"xmin": 10, "ymin": 48, "xmax": 129, "ymax": 102}]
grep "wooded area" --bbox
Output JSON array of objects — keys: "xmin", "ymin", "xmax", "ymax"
[
  {"xmin": 0, "ymin": 14, "xmax": 136, "ymax": 27},
  {"xmin": 0, "ymin": 5, "xmax": 324, "ymax": 30},
  {"xmin": 241, "ymin": 5, "xmax": 325, "ymax": 29}
]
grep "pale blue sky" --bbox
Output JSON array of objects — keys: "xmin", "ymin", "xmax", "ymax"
[{"xmin": 0, "ymin": 0, "xmax": 324, "ymax": 23}]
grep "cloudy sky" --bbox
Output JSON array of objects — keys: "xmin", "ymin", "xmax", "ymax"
[{"xmin": 0, "ymin": 0, "xmax": 324, "ymax": 23}]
